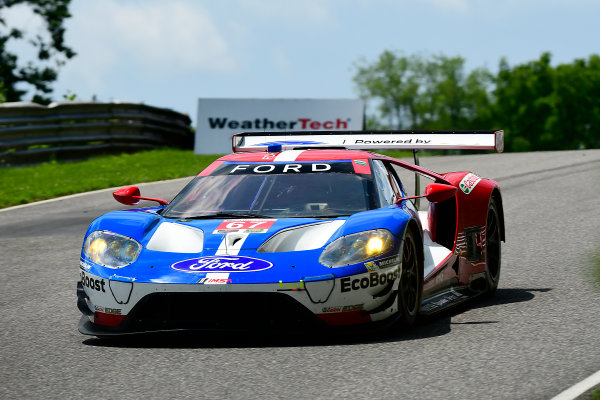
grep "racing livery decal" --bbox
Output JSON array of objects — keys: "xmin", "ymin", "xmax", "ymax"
[
  {"xmin": 213, "ymin": 219, "xmax": 276, "ymax": 234},
  {"xmin": 211, "ymin": 161, "xmax": 355, "ymax": 175},
  {"xmin": 459, "ymin": 173, "xmax": 482, "ymax": 194},
  {"xmin": 228, "ymin": 163, "xmax": 332, "ymax": 174},
  {"xmin": 95, "ymin": 306, "xmax": 122, "ymax": 315},
  {"xmin": 352, "ymin": 159, "xmax": 372, "ymax": 174},
  {"xmin": 79, "ymin": 259, "xmax": 93, "ymax": 270},
  {"xmin": 322, "ymin": 304, "xmax": 364, "ymax": 313},
  {"xmin": 80, "ymin": 271, "xmax": 106, "ymax": 292},
  {"xmin": 171, "ymin": 255, "xmax": 274, "ymax": 273},
  {"xmin": 364, "ymin": 255, "xmax": 400, "ymax": 272},
  {"xmin": 198, "ymin": 273, "xmax": 232, "ymax": 284},
  {"xmin": 278, "ymin": 280, "xmax": 305, "ymax": 291},
  {"xmin": 340, "ymin": 268, "xmax": 400, "ymax": 293}
]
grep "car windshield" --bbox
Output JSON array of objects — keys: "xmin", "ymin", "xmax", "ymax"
[{"xmin": 162, "ymin": 164, "xmax": 376, "ymax": 219}]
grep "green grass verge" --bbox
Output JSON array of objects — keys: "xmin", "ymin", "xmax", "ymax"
[{"xmin": 0, "ymin": 148, "xmax": 220, "ymax": 209}]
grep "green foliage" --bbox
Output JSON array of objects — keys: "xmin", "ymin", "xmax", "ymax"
[
  {"xmin": 353, "ymin": 51, "xmax": 419, "ymax": 129},
  {"xmin": 550, "ymin": 55, "xmax": 600, "ymax": 149},
  {"xmin": 0, "ymin": 148, "xmax": 219, "ymax": 208},
  {"xmin": 61, "ymin": 89, "xmax": 77, "ymax": 101},
  {"xmin": 494, "ymin": 53, "xmax": 553, "ymax": 151},
  {"xmin": 493, "ymin": 53, "xmax": 600, "ymax": 151},
  {"xmin": 354, "ymin": 51, "xmax": 600, "ymax": 151},
  {"xmin": 353, "ymin": 51, "xmax": 494, "ymax": 130},
  {"xmin": 0, "ymin": 80, "xmax": 5, "ymax": 102},
  {"xmin": 0, "ymin": 0, "xmax": 76, "ymax": 103}
]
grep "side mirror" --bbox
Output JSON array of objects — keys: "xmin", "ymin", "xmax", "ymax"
[
  {"xmin": 424, "ymin": 183, "xmax": 458, "ymax": 203},
  {"xmin": 113, "ymin": 186, "xmax": 169, "ymax": 206},
  {"xmin": 395, "ymin": 183, "xmax": 457, "ymax": 205}
]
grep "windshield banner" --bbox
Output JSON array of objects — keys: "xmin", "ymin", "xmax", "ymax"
[{"xmin": 211, "ymin": 161, "xmax": 356, "ymax": 175}]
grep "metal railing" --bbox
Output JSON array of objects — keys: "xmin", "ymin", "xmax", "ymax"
[{"xmin": 0, "ymin": 101, "xmax": 192, "ymax": 166}]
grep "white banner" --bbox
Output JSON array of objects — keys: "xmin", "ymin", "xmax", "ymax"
[
  {"xmin": 233, "ymin": 131, "xmax": 504, "ymax": 153},
  {"xmin": 195, "ymin": 98, "xmax": 365, "ymax": 154}
]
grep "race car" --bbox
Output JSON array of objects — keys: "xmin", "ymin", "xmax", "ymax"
[{"xmin": 77, "ymin": 130, "xmax": 505, "ymax": 336}]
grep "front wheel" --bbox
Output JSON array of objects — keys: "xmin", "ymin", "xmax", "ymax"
[
  {"xmin": 397, "ymin": 227, "xmax": 423, "ymax": 327},
  {"xmin": 485, "ymin": 199, "xmax": 501, "ymax": 294}
]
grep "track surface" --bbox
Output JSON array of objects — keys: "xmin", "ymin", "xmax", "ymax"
[{"xmin": 1, "ymin": 150, "xmax": 599, "ymax": 400}]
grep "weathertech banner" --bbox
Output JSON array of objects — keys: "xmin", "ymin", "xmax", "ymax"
[{"xmin": 195, "ymin": 99, "xmax": 365, "ymax": 154}]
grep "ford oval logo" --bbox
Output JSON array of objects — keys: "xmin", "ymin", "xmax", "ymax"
[{"xmin": 171, "ymin": 255, "xmax": 273, "ymax": 273}]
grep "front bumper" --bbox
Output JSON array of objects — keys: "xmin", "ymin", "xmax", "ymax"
[
  {"xmin": 78, "ymin": 290, "xmax": 327, "ymax": 335},
  {"xmin": 77, "ymin": 264, "xmax": 403, "ymax": 336}
]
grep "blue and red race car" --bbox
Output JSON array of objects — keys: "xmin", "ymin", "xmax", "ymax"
[{"xmin": 77, "ymin": 130, "xmax": 505, "ymax": 335}]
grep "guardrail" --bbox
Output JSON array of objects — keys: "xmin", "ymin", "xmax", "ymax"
[{"xmin": 0, "ymin": 101, "xmax": 193, "ymax": 166}]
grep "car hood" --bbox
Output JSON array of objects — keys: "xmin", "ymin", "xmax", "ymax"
[
  {"xmin": 85, "ymin": 209, "xmax": 350, "ymax": 250},
  {"xmin": 82, "ymin": 207, "xmax": 411, "ymax": 284}
]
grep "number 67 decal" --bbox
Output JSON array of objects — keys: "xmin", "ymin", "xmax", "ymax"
[{"xmin": 214, "ymin": 219, "xmax": 277, "ymax": 234}]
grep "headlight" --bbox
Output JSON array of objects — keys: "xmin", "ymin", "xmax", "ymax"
[
  {"xmin": 83, "ymin": 230, "xmax": 142, "ymax": 268},
  {"xmin": 319, "ymin": 229, "xmax": 394, "ymax": 268}
]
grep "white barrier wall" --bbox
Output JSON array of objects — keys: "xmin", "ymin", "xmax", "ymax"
[{"xmin": 195, "ymin": 98, "xmax": 365, "ymax": 154}]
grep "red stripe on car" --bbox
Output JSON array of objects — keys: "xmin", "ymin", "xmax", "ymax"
[{"xmin": 94, "ymin": 312, "xmax": 126, "ymax": 327}]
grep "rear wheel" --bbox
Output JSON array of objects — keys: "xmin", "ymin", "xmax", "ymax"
[
  {"xmin": 397, "ymin": 227, "xmax": 423, "ymax": 326},
  {"xmin": 485, "ymin": 199, "xmax": 501, "ymax": 294}
]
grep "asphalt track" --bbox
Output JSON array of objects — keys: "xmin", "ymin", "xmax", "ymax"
[{"xmin": 1, "ymin": 150, "xmax": 599, "ymax": 400}]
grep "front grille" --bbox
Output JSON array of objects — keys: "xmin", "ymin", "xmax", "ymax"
[{"xmin": 121, "ymin": 292, "xmax": 325, "ymax": 332}]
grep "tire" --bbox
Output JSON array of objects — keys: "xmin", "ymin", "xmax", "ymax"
[
  {"xmin": 485, "ymin": 199, "xmax": 501, "ymax": 294},
  {"xmin": 397, "ymin": 226, "xmax": 423, "ymax": 326}
]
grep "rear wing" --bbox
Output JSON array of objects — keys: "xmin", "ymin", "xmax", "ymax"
[{"xmin": 232, "ymin": 130, "xmax": 504, "ymax": 153}]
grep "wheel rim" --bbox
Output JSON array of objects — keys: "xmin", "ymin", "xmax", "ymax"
[
  {"xmin": 486, "ymin": 207, "xmax": 500, "ymax": 282},
  {"xmin": 400, "ymin": 234, "xmax": 419, "ymax": 315}
]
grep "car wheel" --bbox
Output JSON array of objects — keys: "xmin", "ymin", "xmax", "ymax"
[
  {"xmin": 397, "ymin": 227, "xmax": 423, "ymax": 326},
  {"xmin": 485, "ymin": 199, "xmax": 501, "ymax": 294}
]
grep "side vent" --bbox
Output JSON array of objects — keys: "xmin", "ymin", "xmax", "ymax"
[{"xmin": 464, "ymin": 226, "xmax": 484, "ymax": 262}]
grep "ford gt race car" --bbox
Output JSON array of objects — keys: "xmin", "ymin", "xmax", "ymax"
[{"xmin": 77, "ymin": 130, "xmax": 505, "ymax": 336}]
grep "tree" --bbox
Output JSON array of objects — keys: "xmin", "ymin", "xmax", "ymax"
[
  {"xmin": 493, "ymin": 53, "xmax": 556, "ymax": 151},
  {"xmin": 493, "ymin": 52, "xmax": 600, "ymax": 151},
  {"xmin": 0, "ymin": 0, "xmax": 75, "ymax": 104},
  {"xmin": 353, "ymin": 51, "xmax": 421, "ymax": 129},
  {"xmin": 353, "ymin": 51, "xmax": 493, "ymax": 131},
  {"xmin": 0, "ymin": 80, "xmax": 6, "ymax": 102},
  {"xmin": 414, "ymin": 55, "xmax": 493, "ymax": 130},
  {"xmin": 550, "ymin": 55, "xmax": 600, "ymax": 149},
  {"xmin": 355, "ymin": 50, "xmax": 599, "ymax": 151}
]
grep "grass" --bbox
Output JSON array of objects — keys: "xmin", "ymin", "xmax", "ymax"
[
  {"xmin": 591, "ymin": 387, "xmax": 600, "ymax": 400},
  {"xmin": 0, "ymin": 148, "xmax": 220, "ymax": 209}
]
